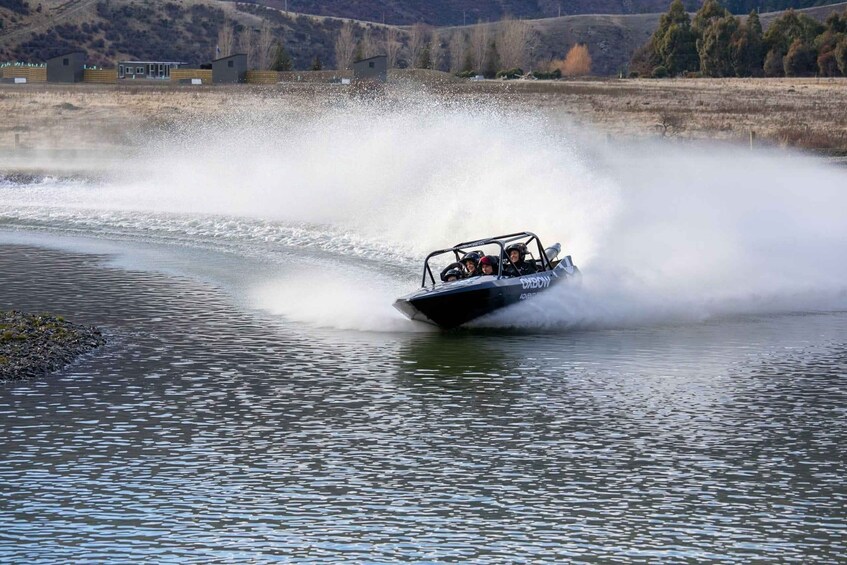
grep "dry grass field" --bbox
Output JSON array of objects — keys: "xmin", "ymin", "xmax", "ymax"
[{"xmin": 0, "ymin": 77, "xmax": 845, "ymax": 169}]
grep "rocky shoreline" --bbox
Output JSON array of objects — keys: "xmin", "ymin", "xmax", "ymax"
[{"xmin": 0, "ymin": 311, "xmax": 105, "ymax": 380}]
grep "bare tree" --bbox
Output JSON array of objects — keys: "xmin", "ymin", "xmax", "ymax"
[
  {"xmin": 257, "ymin": 20, "xmax": 275, "ymax": 70},
  {"xmin": 470, "ymin": 21, "xmax": 489, "ymax": 72},
  {"xmin": 385, "ymin": 27, "xmax": 402, "ymax": 68},
  {"xmin": 239, "ymin": 27, "xmax": 255, "ymax": 69},
  {"xmin": 430, "ymin": 28, "xmax": 446, "ymax": 71},
  {"xmin": 334, "ymin": 21, "xmax": 356, "ymax": 70},
  {"xmin": 217, "ymin": 19, "xmax": 236, "ymax": 58},
  {"xmin": 408, "ymin": 22, "xmax": 430, "ymax": 69},
  {"xmin": 448, "ymin": 30, "xmax": 467, "ymax": 73},
  {"xmin": 362, "ymin": 27, "xmax": 379, "ymax": 59},
  {"xmin": 498, "ymin": 16, "xmax": 533, "ymax": 70}
]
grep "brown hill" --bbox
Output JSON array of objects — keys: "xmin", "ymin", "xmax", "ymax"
[{"xmin": 0, "ymin": 0, "xmax": 845, "ymax": 75}]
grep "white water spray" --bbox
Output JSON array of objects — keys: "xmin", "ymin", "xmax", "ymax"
[{"xmin": 1, "ymin": 94, "xmax": 845, "ymax": 331}]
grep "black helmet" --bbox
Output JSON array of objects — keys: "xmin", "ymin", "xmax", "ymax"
[
  {"xmin": 461, "ymin": 251, "xmax": 483, "ymax": 268},
  {"xmin": 478, "ymin": 255, "xmax": 499, "ymax": 271},
  {"xmin": 505, "ymin": 243, "xmax": 528, "ymax": 262},
  {"xmin": 442, "ymin": 267, "xmax": 464, "ymax": 282},
  {"xmin": 440, "ymin": 262, "xmax": 466, "ymax": 282}
]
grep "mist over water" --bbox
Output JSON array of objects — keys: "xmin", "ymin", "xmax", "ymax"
[{"xmin": 1, "ymin": 94, "xmax": 846, "ymax": 331}]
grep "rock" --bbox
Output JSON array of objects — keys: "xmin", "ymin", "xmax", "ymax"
[{"xmin": 0, "ymin": 311, "xmax": 105, "ymax": 380}]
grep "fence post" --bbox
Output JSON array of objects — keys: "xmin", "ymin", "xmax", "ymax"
[{"xmin": 749, "ymin": 130, "xmax": 755, "ymax": 150}]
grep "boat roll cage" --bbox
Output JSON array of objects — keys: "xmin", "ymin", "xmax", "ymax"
[{"xmin": 421, "ymin": 231, "xmax": 553, "ymax": 287}]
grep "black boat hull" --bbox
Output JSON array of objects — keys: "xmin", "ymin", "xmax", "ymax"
[{"xmin": 394, "ymin": 258, "xmax": 577, "ymax": 328}]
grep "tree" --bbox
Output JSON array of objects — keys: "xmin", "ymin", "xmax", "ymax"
[
  {"xmin": 632, "ymin": 0, "xmax": 697, "ymax": 77},
  {"xmin": 270, "ymin": 42, "xmax": 293, "ymax": 71},
  {"xmin": 334, "ymin": 21, "xmax": 356, "ymax": 70},
  {"xmin": 311, "ymin": 55, "xmax": 322, "ymax": 71},
  {"xmin": 257, "ymin": 20, "xmax": 275, "ymax": 70},
  {"xmin": 408, "ymin": 22, "xmax": 430, "ymax": 69},
  {"xmin": 430, "ymin": 28, "xmax": 446, "ymax": 71},
  {"xmin": 764, "ymin": 9, "xmax": 824, "ymax": 56},
  {"xmin": 238, "ymin": 27, "xmax": 254, "ymax": 69},
  {"xmin": 217, "ymin": 19, "xmax": 235, "ymax": 58},
  {"xmin": 731, "ymin": 10, "xmax": 764, "ymax": 77},
  {"xmin": 470, "ymin": 21, "xmax": 489, "ymax": 73},
  {"xmin": 353, "ymin": 41, "xmax": 364, "ymax": 63},
  {"xmin": 783, "ymin": 38, "xmax": 816, "ymax": 76},
  {"xmin": 483, "ymin": 39, "xmax": 500, "ymax": 78},
  {"xmin": 693, "ymin": 0, "xmax": 729, "ymax": 35},
  {"xmin": 385, "ymin": 27, "xmax": 401, "ymax": 68},
  {"xmin": 763, "ymin": 47, "xmax": 785, "ymax": 76},
  {"xmin": 699, "ymin": 15, "xmax": 739, "ymax": 77},
  {"xmin": 448, "ymin": 31, "xmax": 466, "ymax": 73},
  {"xmin": 836, "ymin": 35, "xmax": 847, "ymax": 75},
  {"xmin": 498, "ymin": 16, "xmax": 533, "ymax": 70},
  {"xmin": 362, "ymin": 28, "xmax": 379, "ymax": 59},
  {"xmin": 629, "ymin": 42, "xmax": 662, "ymax": 77},
  {"xmin": 560, "ymin": 43, "xmax": 591, "ymax": 76}
]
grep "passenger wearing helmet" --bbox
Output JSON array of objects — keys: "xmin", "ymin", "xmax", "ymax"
[
  {"xmin": 478, "ymin": 255, "xmax": 499, "ymax": 276},
  {"xmin": 461, "ymin": 251, "xmax": 483, "ymax": 278},
  {"xmin": 503, "ymin": 243, "xmax": 537, "ymax": 277},
  {"xmin": 440, "ymin": 262, "xmax": 465, "ymax": 283}
]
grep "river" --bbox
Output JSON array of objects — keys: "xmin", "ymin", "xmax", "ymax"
[{"xmin": 1, "ymin": 101, "xmax": 846, "ymax": 561}]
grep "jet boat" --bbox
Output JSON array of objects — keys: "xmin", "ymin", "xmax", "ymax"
[{"xmin": 393, "ymin": 231, "xmax": 579, "ymax": 328}]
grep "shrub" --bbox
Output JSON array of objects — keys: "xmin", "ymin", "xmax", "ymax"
[
  {"xmin": 651, "ymin": 65, "xmax": 669, "ymax": 78},
  {"xmin": 495, "ymin": 67, "xmax": 523, "ymax": 79}
]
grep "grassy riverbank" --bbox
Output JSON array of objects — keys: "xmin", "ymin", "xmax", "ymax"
[{"xmin": 0, "ymin": 77, "xmax": 845, "ymax": 163}]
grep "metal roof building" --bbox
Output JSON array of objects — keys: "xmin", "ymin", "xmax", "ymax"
[
  {"xmin": 46, "ymin": 52, "xmax": 85, "ymax": 83},
  {"xmin": 118, "ymin": 60, "xmax": 187, "ymax": 80}
]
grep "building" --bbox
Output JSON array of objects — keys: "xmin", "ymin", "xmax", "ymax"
[
  {"xmin": 46, "ymin": 52, "xmax": 85, "ymax": 83},
  {"xmin": 353, "ymin": 55, "xmax": 387, "ymax": 83},
  {"xmin": 118, "ymin": 61, "xmax": 186, "ymax": 80},
  {"xmin": 212, "ymin": 54, "xmax": 247, "ymax": 84}
]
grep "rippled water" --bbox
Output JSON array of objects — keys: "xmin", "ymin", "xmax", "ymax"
[{"xmin": 1, "ymin": 243, "xmax": 845, "ymax": 562}]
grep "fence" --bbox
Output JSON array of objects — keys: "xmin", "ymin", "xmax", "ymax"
[
  {"xmin": 2, "ymin": 66, "xmax": 46, "ymax": 82},
  {"xmin": 83, "ymin": 69, "xmax": 117, "ymax": 84},
  {"xmin": 169, "ymin": 69, "xmax": 212, "ymax": 83}
]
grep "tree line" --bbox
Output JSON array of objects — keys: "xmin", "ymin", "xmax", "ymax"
[{"xmin": 631, "ymin": 0, "xmax": 847, "ymax": 78}]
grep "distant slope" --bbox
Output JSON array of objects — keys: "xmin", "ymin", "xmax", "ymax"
[
  {"xmin": 0, "ymin": 0, "xmax": 845, "ymax": 74},
  {"xmin": 243, "ymin": 0, "xmax": 847, "ymax": 25}
]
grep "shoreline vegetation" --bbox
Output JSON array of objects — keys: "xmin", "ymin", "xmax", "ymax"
[
  {"xmin": 0, "ymin": 76, "xmax": 846, "ymax": 163},
  {"xmin": 0, "ymin": 311, "xmax": 105, "ymax": 380}
]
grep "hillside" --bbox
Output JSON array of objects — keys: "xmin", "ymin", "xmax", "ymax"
[
  {"xmin": 0, "ymin": 0, "xmax": 845, "ymax": 74},
  {"xmin": 243, "ymin": 1, "xmax": 846, "ymax": 25}
]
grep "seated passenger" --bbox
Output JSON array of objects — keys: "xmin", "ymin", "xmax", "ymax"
[
  {"xmin": 478, "ymin": 255, "xmax": 499, "ymax": 276},
  {"xmin": 440, "ymin": 262, "xmax": 465, "ymax": 283},
  {"xmin": 503, "ymin": 243, "xmax": 537, "ymax": 277},
  {"xmin": 443, "ymin": 267, "xmax": 463, "ymax": 282},
  {"xmin": 461, "ymin": 251, "xmax": 483, "ymax": 277}
]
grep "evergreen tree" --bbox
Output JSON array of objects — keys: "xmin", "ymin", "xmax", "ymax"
[
  {"xmin": 764, "ymin": 9, "xmax": 824, "ymax": 55},
  {"xmin": 763, "ymin": 48, "xmax": 785, "ymax": 76},
  {"xmin": 637, "ymin": 0, "xmax": 698, "ymax": 76},
  {"xmin": 731, "ymin": 10, "xmax": 765, "ymax": 76},
  {"xmin": 783, "ymin": 38, "xmax": 816, "ymax": 76},
  {"xmin": 693, "ymin": 0, "xmax": 729, "ymax": 35},
  {"xmin": 311, "ymin": 55, "xmax": 322, "ymax": 71},
  {"xmin": 353, "ymin": 41, "xmax": 364, "ymax": 63},
  {"xmin": 700, "ymin": 15, "xmax": 740, "ymax": 77},
  {"xmin": 270, "ymin": 43, "xmax": 293, "ymax": 71}
]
